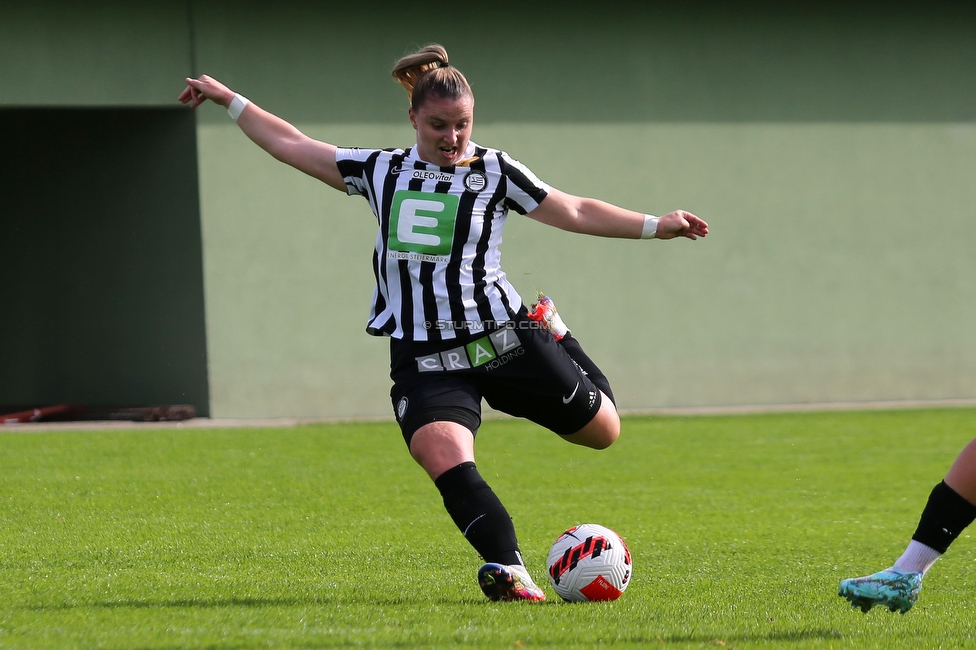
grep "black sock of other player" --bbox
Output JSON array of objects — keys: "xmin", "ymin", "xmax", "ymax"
[
  {"xmin": 559, "ymin": 334, "xmax": 616, "ymax": 405},
  {"xmin": 911, "ymin": 480, "xmax": 976, "ymax": 553},
  {"xmin": 434, "ymin": 461, "xmax": 523, "ymax": 566}
]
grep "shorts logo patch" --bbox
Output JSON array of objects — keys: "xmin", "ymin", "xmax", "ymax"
[
  {"xmin": 414, "ymin": 330, "xmax": 524, "ymax": 372},
  {"xmin": 396, "ymin": 396, "xmax": 409, "ymax": 420}
]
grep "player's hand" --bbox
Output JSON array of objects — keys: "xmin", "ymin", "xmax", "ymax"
[
  {"xmin": 178, "ymin": 74, "xmax": 235, "ymax": 109},
  {"xmin": 656, "ymin": 210, "xmax": 708, "ymax": 240}
]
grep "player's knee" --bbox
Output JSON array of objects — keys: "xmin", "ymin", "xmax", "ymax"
[
  {"xmin": 575, "ymin": 402, "xmax": 620, "ymax": 450},
  {"xmin": 409, "ymin": 421, "xmax": 476, "ymax": 480},
  {"xmin": 588, "ymin": 433, "xmax": 616, "ymax": 450},
  {"xmin": 591, "ymin": 414, "xmax": 620, "ymax": 450}
]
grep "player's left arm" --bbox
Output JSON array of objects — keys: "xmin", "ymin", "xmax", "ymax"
[{"xmin": 527, "ymin": 188, "xmax": 708, "ymax": 240}]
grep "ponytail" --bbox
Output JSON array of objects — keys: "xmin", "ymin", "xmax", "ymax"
[{"xmin": 392, "ymin": 44, "xmax": 472, "ymax": 110}]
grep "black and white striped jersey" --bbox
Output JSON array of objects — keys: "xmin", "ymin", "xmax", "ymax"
[{"xmin": 335, "ymin": 141, "xmax": 550, "ymax": 341}]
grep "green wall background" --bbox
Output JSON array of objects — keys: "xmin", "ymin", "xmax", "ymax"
[{"xmin": 3, "ymin": 1, "xmax": 974, "ymax": 418}]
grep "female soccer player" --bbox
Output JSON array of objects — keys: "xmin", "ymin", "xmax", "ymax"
[
  {"xmin": 180, "ymin": 44, "xmax": 708, "ymax": 602},
  {"xmin": 839, "ymin": 437, "xmax": 976, "ymax": 613}
]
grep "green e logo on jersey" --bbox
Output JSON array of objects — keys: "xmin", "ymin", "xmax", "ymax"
[{"xmin": 388, "ymin": 190, "xmax": 459, "ymax": 261}]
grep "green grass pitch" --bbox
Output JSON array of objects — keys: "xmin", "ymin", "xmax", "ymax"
[{"xmin": 3, "ymin": 408, "xmax": 976, "ymax": 648}]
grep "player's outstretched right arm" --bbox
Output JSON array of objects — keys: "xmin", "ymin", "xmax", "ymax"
[
  {"xmin": 179, "ymin": 75, "xmax": 346, "ymax": 192},
  {"xmin": 528, "ymin": 188, "xmax": 708, "ymax": 241}
]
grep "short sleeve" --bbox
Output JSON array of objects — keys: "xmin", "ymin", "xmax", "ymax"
[
  {"xmin": 498, "ymin": 152, "xmax": 550, "ymax": 215},
  {"xmin": 335, "ymin": 147, "xmax": 377, "ymax": 197}
]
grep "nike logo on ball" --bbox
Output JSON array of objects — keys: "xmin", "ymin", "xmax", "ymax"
[{"xmin": 562, "ymin": 382, "xmax": 580, "ymax": 404}]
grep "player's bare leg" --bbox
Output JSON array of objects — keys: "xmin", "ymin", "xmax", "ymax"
[
  {"xmin": 409, "ymin": 421, "xmax": 475, "ymax": 481},
  {"xmin": 943, "ymin": 437, "xmax": 976, "ymax": 503}
]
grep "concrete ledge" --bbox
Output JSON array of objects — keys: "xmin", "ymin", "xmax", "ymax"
[
  {"xmin": 620, "ymin": 398, "xmax": 976, "ymax": 417},
  {"xmin": 4, "ymin": 399, "xmax": 976, "ymax": 433}
]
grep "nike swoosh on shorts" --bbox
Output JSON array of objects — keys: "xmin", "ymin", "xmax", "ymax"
[{"xmin": 562, "ymin": 382, "xmax": 580, "ymax": 404}]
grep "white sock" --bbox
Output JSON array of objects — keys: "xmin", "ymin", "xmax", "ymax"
[{"xmin": 892, "ymin": 540, "xmax": 942, "ymax": 575}]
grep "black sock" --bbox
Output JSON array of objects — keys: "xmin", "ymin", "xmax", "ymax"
[
  {"xmin": 911, "ymin": 481, "xmax": 976, "ymax": 553},
  {"xmin": 559, "ymin": 334, "xmax": 615, "ymax": 405},
  {"xmin": 434, "ymin": 462, "xmax": 522, "ymax": 566}
]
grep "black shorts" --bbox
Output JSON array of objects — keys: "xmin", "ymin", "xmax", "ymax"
[{"xmin": 389, "ymin": 307, "xmax": 604, "ymax": 445}]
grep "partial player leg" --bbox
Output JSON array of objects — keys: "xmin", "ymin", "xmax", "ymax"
[
  {"xmin": 559, "ymin": 333, "xmax": 616, "ymax": 405},
  {"xmin": 527, "ymin": 292, "xmax": 615, "ymax": 402},
  {"xmin": 839, "ymin": 440, "xmax": 976, "ymax": 613},
  {"xmin": 409, "ymin": 420, "xmax": 476, "ymax": 481},
  {"xmin": 943, "ymin": 437, "xmax": 976, "ymax": 503},
  {"xmin": 526, "ymin": 293, "xmax": 620, "ymax": 449},
  {"xmin": 559, "ymin": 396, "xmax": 620, "ymax": 450},
  {"xmin": 409, "ymin": 421, "xmax": 545, "ymax": 602}
]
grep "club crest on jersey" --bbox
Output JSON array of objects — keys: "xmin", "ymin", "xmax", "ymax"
[{"xmin": 463, "ymin": 170, "xmax": 488, "ymax": 193}]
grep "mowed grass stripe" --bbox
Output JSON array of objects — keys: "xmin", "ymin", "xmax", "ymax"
[{"xmin": 2, "ymin": 409, "xmax": 975, "ymax": 648}]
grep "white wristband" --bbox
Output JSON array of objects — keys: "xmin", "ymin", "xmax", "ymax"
[
  {"xmin": 227, "ymin": 93, "xmax": 250, "ymax": 121},
  {"xmin": 640, "ymin": 214, "xmax": 659, "ymax": 239}
]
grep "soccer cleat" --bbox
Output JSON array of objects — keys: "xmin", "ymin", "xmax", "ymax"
[
  {"xmin": 838, "ymin": 569, "xmax": 922, "ymax": 614},
  {"xmin": 478, "ymin": 563, "xmax": 546, "ymax": 602},
  {"xmin": 527, "ymin": 293, "xmax": 570, "ymax": 341}
]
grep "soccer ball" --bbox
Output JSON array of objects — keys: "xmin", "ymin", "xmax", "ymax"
[{"xmin": 546, "ymin": 523, "xmax": 632, "ymax": 602}]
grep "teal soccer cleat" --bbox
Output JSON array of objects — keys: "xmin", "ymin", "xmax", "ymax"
[
  {"xmin": 478, "ymin": 563, "xmax": 546, "ymax": 602},
  {"xmin": 838, "ymin": 569, "xmax": 922, "ymax": 614}
]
